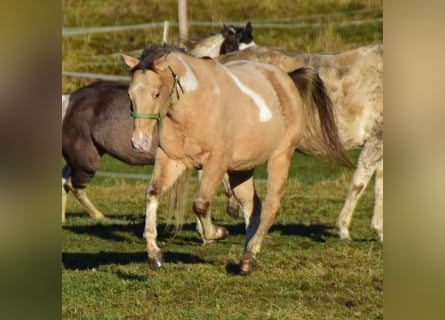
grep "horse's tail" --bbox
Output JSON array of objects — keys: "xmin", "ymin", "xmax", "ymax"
[
  {"xmin": 288, "ymin": 67, "xmax": 354, "ymax": 167},
  {"xmin": 62, "ymin": 94, "xmax": 70, "ymax": 122},
  {"xmin": 165, "ymin": 169, "xmax": 193, "ymax": 233}
]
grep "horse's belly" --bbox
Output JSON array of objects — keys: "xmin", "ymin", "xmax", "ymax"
[{"xmin": 228, "ymin": 122, "xmax": 285, "ymax": 170}]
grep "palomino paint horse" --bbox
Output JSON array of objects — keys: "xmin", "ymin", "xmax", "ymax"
[
  {"xmin": 217, "ymin": 44, "xmax": 383, "ymax": 241},
  {"xmin": 62, "ymin": 23, "xmax": 254, "ymax": 223},
  {"xmin": 122, "ymin": 44, "xmax": 351, "ymax": 273}
]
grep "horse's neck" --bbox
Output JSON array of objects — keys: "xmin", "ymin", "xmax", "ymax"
[{"xmin": 189, "ymin": 34, "xmax": 224, "ymax": 58}]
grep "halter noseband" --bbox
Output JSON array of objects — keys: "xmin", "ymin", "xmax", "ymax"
[{"xmin": 130, "ymin": 66, "xmax": 184, "ymax": 121}]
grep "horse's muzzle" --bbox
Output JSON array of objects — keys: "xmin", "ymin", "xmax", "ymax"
[{"xmin": 131, "ymin": 134, "xmax": 152, "ymax": 152}]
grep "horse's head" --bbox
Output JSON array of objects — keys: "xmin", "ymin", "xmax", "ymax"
[
  {"xmin": 121, "ymin": 48, "xmax": 175, "ymax": 153},
  {"xmin": 220, "ymin": 21, "xmax": 255, "ymax": 55}
]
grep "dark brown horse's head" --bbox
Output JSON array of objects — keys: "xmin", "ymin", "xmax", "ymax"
[{"xmin": 220, "ymin": 21, "xmax": 255, "ymax": 55}]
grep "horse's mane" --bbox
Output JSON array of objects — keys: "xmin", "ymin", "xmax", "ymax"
[
  {"xmin": 132, "ymin": 44, "xmax": 186, "ymax": 72},
  {"xmin": 183, "ymin": 33, "xmax": 224, "ymax": 57}
]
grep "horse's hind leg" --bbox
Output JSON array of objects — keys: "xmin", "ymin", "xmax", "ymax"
[
  {"xmin": 240, "ymin": 151, "xmax": 292, "ymax": 274},
  {"xmin": 64, "ymin": 179, "xmax": 106, "ymax": 220},
  {"xmin": 223, "ymin": 173, "xmax": 241, "ymax": 218},
  {"xmin": 227, "ymin": 171, "xmax": 261, "ymax": 240},
  {"xmin": 61, "ymin": 165, "xmax": 104, "ymax": 222},
  {"xmin": 336, "ymin": 136, "xmax": 382, "ymax": 241},
  {"xmin": 144, "ymin": 149, "xmax": 187, "ymax": 269},
  {"xmin": 371, "ymin": 159, "xmax": 383, "ymax": 241}
]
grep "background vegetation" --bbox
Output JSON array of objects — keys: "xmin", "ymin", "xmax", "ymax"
[{"xmin": 62, "ymin": 0, "xmax": 383, "ymax": 319}]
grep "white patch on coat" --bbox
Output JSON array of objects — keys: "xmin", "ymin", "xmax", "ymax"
[
  {"xmin": 176, "ymin": 56, "xmax": 198, "ymax": 91},
  {"xmin": 221, "ymin": 65, "xmax": 272, "ymax": 122},
  {"xmin": 239, "ymin": 41, "xmax": 256, "ymax": 50},
  {"xmin": 62, "ymin": 94, "xmax": 70, "ymax": 121},
  {"xmin": 213, "ymin": 82, "xmax": 221, "ymax": 95}
]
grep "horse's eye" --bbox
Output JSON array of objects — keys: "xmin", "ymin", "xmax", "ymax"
[{"xmin": 153, "ymin": 92, "xmax": 160, "ymax": 99}]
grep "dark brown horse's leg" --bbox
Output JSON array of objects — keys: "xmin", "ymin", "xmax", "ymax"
[
  {"xmin": 144, "ymin": 148, "xmax": 187, "ymax": 269},
  {"xmin": 193, "ymin": 159, "xmax": 229, "ymax": 242},
  {"xmin": 63, "ymin": 177, "xmax": 106, "ymax": 221},
  {"xmin": 240, "ymin": 151, "xmax": 293, "ymax": 274}
]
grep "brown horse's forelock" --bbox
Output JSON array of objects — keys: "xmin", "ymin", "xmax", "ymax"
[{"xmin": 131, "ymin": 44, "xmax": 186, "ymax": 73}]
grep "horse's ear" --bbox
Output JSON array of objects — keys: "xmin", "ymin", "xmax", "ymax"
[
  {"xmin": 222, "ymin": 24, "xmax": 231, "ymax": 38},
  {"xmin": 120, "ymin": 54, "xmax": 140, "ymax": 70},
  {"xmin": 245, "ymin": 21, "xmax": 252, "ymax": 34}
]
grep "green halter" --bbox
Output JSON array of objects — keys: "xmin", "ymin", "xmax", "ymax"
[{"xmin": 130, "ymin": 66, "xmax": 184, "ymax": 120}]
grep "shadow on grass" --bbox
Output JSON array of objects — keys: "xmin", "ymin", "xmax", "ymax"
[
  {"xmin": 63, "ymin": 214, "xmax": 200, "ymax": 243},
  {"xmin": 62, "ymin": 251, "xmax": 209, "ymax": 270},
  {"xmin": 225, "ymin": 222, "xmax": 336, "ymax": 242}
]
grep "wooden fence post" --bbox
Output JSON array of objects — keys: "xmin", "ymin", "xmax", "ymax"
[{"xmin": 178, "ymin": 0, "xmax": 188, "ymax": 43}]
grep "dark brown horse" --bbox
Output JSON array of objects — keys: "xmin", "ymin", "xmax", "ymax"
[
  {"xmin": 122, "ymin": 44, "xmax": 350, "ymax": 273},
  {"xmin": 62, "ymin": 23, "xmax": 255, "ymax": 223}
]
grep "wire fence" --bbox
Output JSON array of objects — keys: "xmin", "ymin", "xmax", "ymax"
[{"xmin": 62, "ymin": 7, "xmax": 382, "ymax": 81}]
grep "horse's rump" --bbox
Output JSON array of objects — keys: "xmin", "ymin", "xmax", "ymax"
[{"xmin": 216, "ymin": 44, "xmax": 383, "ymax": 151}]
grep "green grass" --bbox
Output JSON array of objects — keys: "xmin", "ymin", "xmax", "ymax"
[
  {"xmin": 63, "ymin": 152, "xmax": 382, "ymax": 319},
  {"xmin": 62, "ymin": 1, "xmax": 382, "ymax": 319}
]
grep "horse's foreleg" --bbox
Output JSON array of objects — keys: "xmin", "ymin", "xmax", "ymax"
[
  {"xmin": 193, "ymin": 160, "xmax": 229, "ymax": 242},
  {"xmin": 371, "ymin": 159, "xmax": 383, "ymax": 241},
  {"xmin": 144, "ymin": 148, "xmax": 187, "ymax": 269},
  {"xmin": 336, "ymin": 137, "xmax": 382, "ymax": 241},
  {"xmin": 62, "ymin": 184, "xmax": 67, "ymax": 224},
  {"xmin": 62, "ymin": 165, "xmax": 72, "ymax": 223},
  {"xmin": 194, "ymin": 171, "xmax": 230, "ymax": 245},
  {"xmin": 240, "ymin": 152, "xmax": 292, "ymax": 274}
]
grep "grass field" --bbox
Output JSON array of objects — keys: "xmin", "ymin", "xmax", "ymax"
[{"xmin": 62, "ymin": 1, "xmax": 383, "ymax": 319}]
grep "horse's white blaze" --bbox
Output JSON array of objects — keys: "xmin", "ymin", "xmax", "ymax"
[
  {"xmin": 221, "ymin": 65, "xmax": 272, "ymax": 122},
  {"xmin": 177, "ymin": 56, "xmax": 198, "ymax": 91},
  {"xmin": 239, "ymin": 41, "xmax": 256, "ymax": 50},
  {"xmin": 133, "ymin": 81, "xmax": 144, "ymax": 92}
]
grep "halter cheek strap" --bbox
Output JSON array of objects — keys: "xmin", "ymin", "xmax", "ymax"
[{"xmin": 130, "ymin": 66, "xmax": 184, "ymax": 121}]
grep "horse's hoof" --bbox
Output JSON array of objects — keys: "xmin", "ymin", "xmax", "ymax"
[
  {"xmin": 239, "ymin": 251, "xmax": 256, "ymax": 275},
  {"xmin": 149, "ymin": 253, "xmax": 164, "ymax": 270},
  {"xmin": 217, "ymin": 226, "xmax": 230, "ymax": 240},
  {"xmin": 262, "ymin": 235, "xmax": 273, "ymax": 245},
  {"xmin": 338, "ymin": 229, "xmax": 352, "ymax": 242}
]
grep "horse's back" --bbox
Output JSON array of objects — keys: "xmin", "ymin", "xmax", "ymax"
[{"xmin": 216, "ymin": 60, "xmax": 305, "ymax": 168}]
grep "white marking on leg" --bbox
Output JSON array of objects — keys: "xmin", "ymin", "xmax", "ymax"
[
  {"xmin": 176, "ymin": 56, "xmax": 198, "ymax": 91},
  {"xmin": 221, "ymin": 65, "xmax": 272, "ymax": 122},
  {"xmin": 143, "ymin": 198, "xmax": 159, "ymax": 240}
]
